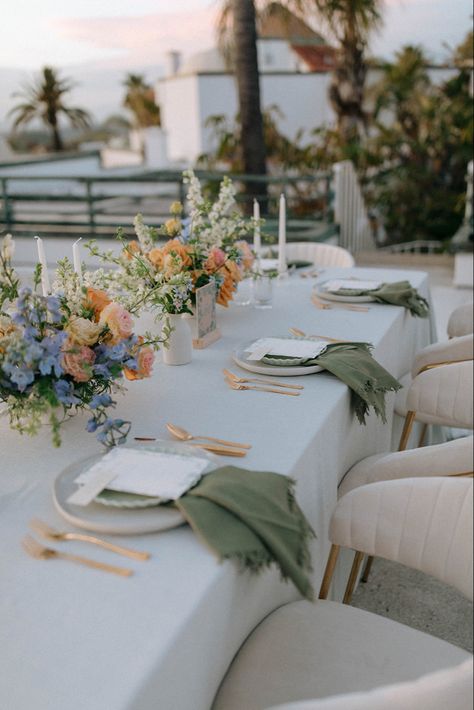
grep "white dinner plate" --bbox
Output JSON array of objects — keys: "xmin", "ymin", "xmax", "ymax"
[
  {"xmin": 53, "ymin": 441, "xmax": 218, "ymax": 535},
  {"xmin": 232, "ymin": 339, "xmax": 323, "ymax": 377},
  {"xmin": 314, "ymin": 281, "xmax": 377, "ymax": 303}
]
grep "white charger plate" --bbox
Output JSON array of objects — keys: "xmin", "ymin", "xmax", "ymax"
[
  {"xmin": 314, "ymin": 280, "xmax": 377, "ymax": 303},
  {"xmin": 53, "ymin": 441, "xmax": 218, "ymax": 535},
  {"xmin": 232, "ymin": 339, "xmax": 323, "ymax": 377}
]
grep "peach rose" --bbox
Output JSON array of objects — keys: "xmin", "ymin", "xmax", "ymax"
[
  {"xmin": 161, "ymin": 239, "xmax": 192, "ymax": 268},
  {"xmin": 66, "ymin": 316, "xmax": 102, "ymax": 346},
  {"xmin": 124, "ymin": 345, "xmax": 155, "ymax": 381},
  {"xmin": 86, "ymin": 288, "xmax": 111, "ymax": 321},
  {"xmin": 123, "ymin": 240, "xmax": 142, "ymax": 260},
  {"xmin": 204, "ymin": 247, "xmax": 226, "ymax": 272},
  {"xmin": 236, "ymin": 240, "xmax": 255, "ymax": 271},
  {"xmin": 147, "ymin": 247, "xmax": 164, "ymax": 270},
  {"xmin": 62, "ymin": 341, "xmax": 96, "ymax": 382},
  {"xmin": 0, "ymin": 315, "xmax": 16, "ymax": 338},
  {"xmin": 99, "ymin": 302, "xmax": 134, "ymax": 344}
]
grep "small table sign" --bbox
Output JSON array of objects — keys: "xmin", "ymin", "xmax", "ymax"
[{"xmin": 193, "ymin": 282, "xmax": 221, "ymax": 349}]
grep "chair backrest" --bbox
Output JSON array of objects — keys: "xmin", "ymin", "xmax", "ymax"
[
  {"xmin": 406, "ymin": 361, "xmax": 473, "ymax": 429},
  {"xmin": 282, "ymin": 243, "xmax": 355, "ymax": 268},
  {"xmin": 412, "ymin": 334, "xmax": 473, "ymax": 377},
  {"xmin": 448, "ymin": 303, "xmax": 474, "ymax": 338},
  {"xmin": 266, "ymin": 658, "xmax": 473, "ymax": 710},
  {"xmin": 330, "ymin": 477, "xmax": 473, "ymax": 600}
]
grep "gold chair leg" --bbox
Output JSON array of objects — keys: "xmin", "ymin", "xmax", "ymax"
[
  {"xmin": 418, "ymin": 423, "xmax": 428, "ymax": 447},
  {"xmin": 361, "ymin": 555, "xmax": 374, "ymax": 583},
  {"xmin": 319, "ymin": 544, "xmax": 340, "ymax": 600},
  {"xmin": 398, "ymin": 411, "xmax": 416, "ymax": 451},
  {"xmin": 343, "ymin": 551, "xmax": 365, "ymax": 605}
]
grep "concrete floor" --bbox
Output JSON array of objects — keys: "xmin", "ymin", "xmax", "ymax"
[
  {"xmin": 352, "ymin": 559, "xmax": 473, "ymax": 652},
  {"xmin": 351, "ymin": 252, "xmax": 473, "ymax": 653}
]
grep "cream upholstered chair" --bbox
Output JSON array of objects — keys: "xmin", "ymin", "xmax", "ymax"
[
  {"xmin": 339, "ymin": 435, "xmax": 473, "ymax": 499},
  {"xmin": 394, "ymin": 335, "xmax": 474, "ymax": 450},
  {"xmin": 395, "ymin": 334, "xmax": 473, "ymax": 450},
  {"xmin": 278, "ymin": 242, "xmax": 355, "ymax": 268},
  {"xmin": 448, "ymin": 303, "xmax": 473, "ymax": 338},
  {"xmin": 266, "ymin": 658, "xmax": 473, "ymax": 710},
  {"xmin": 212, "ymin": 478, "xmax": 473, "ymax": 710},
  {"xmin": 398, "ymin": 360, "xmax": 473, "ymax": 450},
  {"xmin": 339, "ymin": 436, "xmax": 474, "ymax": 583}
]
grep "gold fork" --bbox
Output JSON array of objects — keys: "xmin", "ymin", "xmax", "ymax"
[
  {"xmin": 311, "ymin": 293, "xmax": 369, "ymax": 313},
  {"xmin": 223, "ymin": 368, "xmax": 304, "ymax": 390},
  {"xmin": 29, "ymin": 518, "xmax": 150, "ymax": 561},
  {"xmin": 226, "ymin": 379, "xmax": 300, "ymax": 397},
  {"xmin": 21, "ymin": 534, "xmax": 133, "ymax": 577}
]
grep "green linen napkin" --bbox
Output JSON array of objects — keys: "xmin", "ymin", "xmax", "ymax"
[
  {"xmin": 175, "ymin": 466, "xmax": 315, "ymax": 600},
  {"xmin": 329, "ymin": 280, "xmax": 429, "ymax": 318},
  {"xmin": 262, "ymin": 342, "xmax": 401, "ymax": 424}
]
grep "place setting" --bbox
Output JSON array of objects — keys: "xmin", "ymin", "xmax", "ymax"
[
  {"xmin": 313, "ymin": 276, "xmax": 430, "ymax": 317},
  {"xmin": 21, "ymin": 434, "xmax": 316, "ymax": 601},
  {"xmin": 230, "ymin": 329, "xmax": 402, "ymax": 424}
]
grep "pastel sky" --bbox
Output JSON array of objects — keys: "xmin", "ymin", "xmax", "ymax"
[
  {"xmin": 0, "ymin": 0, "xmax": 471, "ymax": 70},
  {"xmin": 0, "ymin": 0, "xmax": 471, "ymax": 128}
]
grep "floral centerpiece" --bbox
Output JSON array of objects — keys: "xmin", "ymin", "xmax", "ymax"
[
  {"xmin": 86, "ymin": 170, "xmax": 256, "ymax": 316},
  {"xmin": 0, "ymin": 235, "xmax": 159, "ymax": 447}
]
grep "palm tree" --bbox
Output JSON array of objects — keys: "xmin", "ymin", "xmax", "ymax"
[
  {"xmin": 9, "ymin": 67, "xmax": 91, "ymax": 152},
  {"xmin": 220, "ymin": 1, "xmax": 382, "ymax": 148},
  {"xmin": 289, "ymin": 1, "xmax": 382, "ymax": 143},
  {"xmin": 123, "ymin": 74, "xmax": 161, "ymax": 128},
  {"xmin": 219, "ymin": 1, "xmax": 268, "ymax": 209}
]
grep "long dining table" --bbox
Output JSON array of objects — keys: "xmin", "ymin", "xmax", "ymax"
[{"xmin": 0, "ymin": 266, "xmax": 433, "ymax": 710}]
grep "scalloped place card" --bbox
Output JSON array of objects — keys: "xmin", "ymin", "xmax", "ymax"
[
  {"xmin": 324, "ymin": 279, "xmax": 382, "ymax": 292},
  {"xmin": 67, "ymin": 448, "xmax": 210, "ymax": 506},
  {"xmin": 245, "ymin": 337, "xmax": 327, "ymax": 362}
]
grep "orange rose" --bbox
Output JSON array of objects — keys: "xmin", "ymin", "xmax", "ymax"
[
  {"xmin": 86, "ymin": 288, "xmax": 111, "ymax": 321},
  {"xmin": 161, "ymin": 239, "xmax": 192, "ymax": 268},
  {"xmin": 147, "ymin": 247, "xmax": 164, "ymax": 270},
  {"xmin": 123, "ymin": 240, "xmax": 141, "ymax": 260},
  {"xmin": 124, "ymin": 345, "xmax": 155, "ymax": 381},
  {"xmin": 99, "ymin": 302, "xmax": 134, "ymax": 344}
]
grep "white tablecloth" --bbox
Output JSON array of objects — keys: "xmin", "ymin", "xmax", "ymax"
[{"xmin": 0, "ymin": 267, "xmax": 433, "ymax": 710}]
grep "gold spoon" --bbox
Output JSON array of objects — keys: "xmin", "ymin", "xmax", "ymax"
[
  {"xmin": 166, "ymin": 422, "xmax": 252, "ymax": 450},
  {"xmin": 289, "ymin": 327, "xmax": 345, "ymax": 343}
]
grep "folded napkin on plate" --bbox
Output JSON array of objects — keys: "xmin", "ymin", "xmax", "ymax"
[
  {"xmin": 326, "ymin": 280, "xmax": 429, "ymax": 318},
  {"xmin": 175, "ymin": 466, "xmax": 315, "ymax": 600},
  {"xmin": 262, "ymin": 342, "xmax": 401, "ymax": 424}
]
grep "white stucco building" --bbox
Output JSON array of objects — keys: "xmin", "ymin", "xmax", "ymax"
[{"xmin": 156, "ymin": 12, "xmax": 337, "ymax": 164}]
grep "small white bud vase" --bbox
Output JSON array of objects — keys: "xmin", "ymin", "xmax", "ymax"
[{"xmin": 162, "ymin": 314, "xmax": 193, "ymax": 366}]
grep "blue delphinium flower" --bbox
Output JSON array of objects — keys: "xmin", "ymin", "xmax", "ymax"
[{"xmin": 54, "ymin": 379, "xmax": 80, "ymax": 406}]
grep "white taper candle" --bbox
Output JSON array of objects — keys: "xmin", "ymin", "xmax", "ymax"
[
  {"xmin": 34, "ymin": 236, "xmax": 50, "ymax": 296},
  {"xmin": 73, "ymin": 238, "xmax": 83, "ymax": 285},
  {"xmin": 278, "ymin": 193, "xmax": 287, "ymax": 275},
  {"xmin": 253, "ymin": 199, "xmax": 261, "ymax": 256}
]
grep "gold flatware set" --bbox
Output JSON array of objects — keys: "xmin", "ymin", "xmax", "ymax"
[
  {"xmin": 135, "ymin": 422, "xmax": 251, "ymax": 457},
  {"xmin": 22, "ymin": 520, "xmax": 152, "ymax": 577},
  {"xmin": 223, "ymin": 368, "xmax": 303, "ymax": 397}
]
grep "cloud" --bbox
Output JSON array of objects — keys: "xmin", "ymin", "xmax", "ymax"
[{"xmin": 53, "ymin": 7, "xmax": 218, "ymax": 68}]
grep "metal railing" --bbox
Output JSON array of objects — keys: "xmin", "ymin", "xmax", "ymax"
[{"xmin": 0, "ymin": 169, "xmax": 337, "ymax": 242}]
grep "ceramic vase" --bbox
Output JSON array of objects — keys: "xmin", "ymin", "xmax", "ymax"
[{"xmin": 162, "ymin": 314, "xmax": 193, "ymax": 365}]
